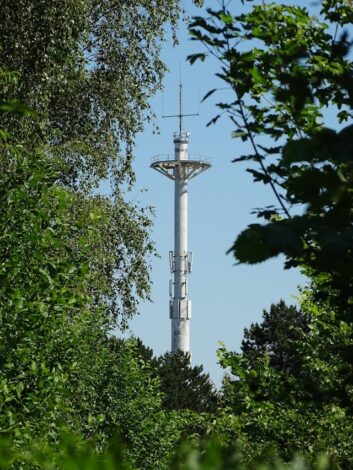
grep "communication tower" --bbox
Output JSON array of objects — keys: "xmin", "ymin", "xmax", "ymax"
[{"xmin": 151, "ymin": 83, "xmax": 211, "ymax": 353}]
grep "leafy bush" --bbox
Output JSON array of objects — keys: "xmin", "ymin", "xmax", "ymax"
[{"xmin": 0, "ymin": 435, "xmax": 340, "ymax": 470}]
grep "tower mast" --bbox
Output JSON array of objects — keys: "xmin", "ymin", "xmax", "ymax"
[{"xmin": 151, "ymin": 82, "xmax": 211, "ymax": 354}]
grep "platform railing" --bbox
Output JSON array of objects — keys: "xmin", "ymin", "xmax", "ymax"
[{"xmin": 151, "ymin": 154, "xmax": 211, "ymax": 165}]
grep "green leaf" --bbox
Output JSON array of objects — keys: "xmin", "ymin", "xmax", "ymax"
[
  {"xmin": 282, "ymin": 138, "xmax": 315, "ymax": 164},
  {"xmin": 0, "ymin": 129, "xmax": 9, "ymax": 141},
  {"xmin": 0, "ymin": 101, "xmax": 36, "ymax": 116},
  {"xmin": 250, "ymin": 67, "xmax": 264, "ymax": 84},
  {"xmin": 230, "ymin": 222, "xmax": 302, "ymax": 264},
  {"xmin": 201, "ymin": 88, "xmax": 217, "ymax": 102},
  {"xmin": 206, "ymin": 114, "xmax": 221, "ymax": 126},
  {"xmin": 231, "ymin": 130, "xmax": 248, "ymax": 140},
  {"xmin": 219, "ymin": 13, "xmax": 234, "ymax": 24},
  {"xmin": 229, "ymin": 224, "xmax": 273, "ymax": 264},
  {"xmin": 187, "ymin": 52, "xmax": 207, "ymax": 65}
]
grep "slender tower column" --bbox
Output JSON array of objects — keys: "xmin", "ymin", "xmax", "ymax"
[{"xmin": 171, "ymin": 133, "xmax": 190, "ymax": 352}]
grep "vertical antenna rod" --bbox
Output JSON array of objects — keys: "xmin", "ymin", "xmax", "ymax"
[
  {"xmin": 179, "ymin": 81, "xmax": 183, "ymax": 134},
  {"xmin": 163, "ymin": 78, "xmax": 197, "ymax": 136},
  {"xmin": 151, "ymin": 81, "xmax": 210, "ymax": 354}
]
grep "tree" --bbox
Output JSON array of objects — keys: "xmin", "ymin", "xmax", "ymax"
[
  {"xmin": 0, "ymin": 0, "xmax": 202, "ymax": 187},
  {"xmin": 241, "ymin": 300, "xmax": 309, "ymax": 375},
  {"xmin": 188, "ymin": 0, "xmax": 353, "ymax": 319},
  {"xmin": 133, "ymin": 341, "xmax": 218, "ymax": 413},
  {"xmin": 157, "ymin": 351, "xmax": 218, "ymax": 413},
  {"xmin": 0, "ymin": 134, "xmax": 100, "ymax": 444},
  {"xmin": 216, "ymin": 291, "xmax": 353, "ymax": 466},
  {"xmin": 0, "ymin": 135, "xmax": 186, "ymax": 468},
  {"xmin": 133, "ymin": 337, "xmax": 158, "ymax": 366},
  {"xmin": 0, "ymin": 4, "xmax": 215, "ymax": 464},
  {"xmin": 295, "ymin": 283, "xmax": 353, "ymax": 408},
  {"xmin": 219, "ymin": 298, "xmax": 331, "ymax": 413},
  {"xmin": 187, "ymin": 1, "xmax": 353, "ymax": 456},
  {"xmin": 0, "ymin": 85, "xmax": 185, "ymax": 469},
  {"xmin": 67, "ymin": 336, "xmax": 186, "ymax": 469},
  {"xmin": 0, "ymin": 0, "xmax": 202, "ymax": 325}
]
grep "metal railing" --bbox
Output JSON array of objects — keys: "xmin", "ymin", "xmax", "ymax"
[
  {"xmin": 151, "ymin": 154, "xmax": 173, "ymax": 164},
  {"xmin": 151, "ymin": 154, "xmax": 211, "ymax": 165}
]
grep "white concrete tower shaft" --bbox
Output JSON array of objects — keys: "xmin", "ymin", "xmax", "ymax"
[
  {"xmin": 171, "ymin": 132, "xmax": 190, "ymax": 352},
  {"xmin": 150, "ymin": 82, "xmax": 211, "ymax": 354}
]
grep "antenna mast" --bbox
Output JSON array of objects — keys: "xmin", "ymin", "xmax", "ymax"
[
  {"xmin": 150, "ymin": 81, "xmax": 211, "ymax": 355},
  {"xmin": 179, "ymin": 82, "xmax": 183, "ymax": 134},
  {"xmin": 162, "ymin": 79, "xmax": 198, "ymax": 140}
]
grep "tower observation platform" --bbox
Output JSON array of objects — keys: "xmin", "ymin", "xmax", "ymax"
[{"xmin": 150, "ymin": 87, "xmax": 211, "ymax": 354}]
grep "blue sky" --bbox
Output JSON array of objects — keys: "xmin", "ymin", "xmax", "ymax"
[{"xmin": 121, "ymin": 0, "xmax": 322, "ymax": 386}]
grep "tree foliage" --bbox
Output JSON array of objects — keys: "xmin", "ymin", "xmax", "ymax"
[
  {"xmin": 0, "ymin": 138, "xmax": 185, "ymax": 468},
  {"xmin": 241, "ymin": 300, "xmax": 309, "ymax": 375},
  {"xmin": 0, "ymin": 0, "xmax": 196, "ymax": 187},
  {"xmin": 216, "ymin": 295, "xmax": 353, "ymax": 465},
  {"xmin": 156, "ymin": 351, "xmax": 218, "ymax": 413},
  {"xmin": 0, "ymin": 141, "xmax": 94, "ymax": 443},
  {"xmin": 5, "ymin": 0, "xmax": 353, "ymax": 467},
  {"xmin": 0, "ymin": 76, "xmax": 167, "ymax": 463},
  {"xmin": 188, "ymin": 0, "xmax": 353, "ymax": 318},
  {"xmin": 188, "ymin": 6, "xmax": 353, "ymax": 460},
  {"xmin": 0, "ymin": 0, "xmax": 203, "ymax": 324},
  {"xmin": 0, "ymin": 1, "xmax": 206, "ymax": 465},
  {"xmin": 134, "ymin": 340, "xmax": 218, "ymax": 413},
  {"xmin": 0, "ymin": 433, "xmax": 341, "ymax": 470}
]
